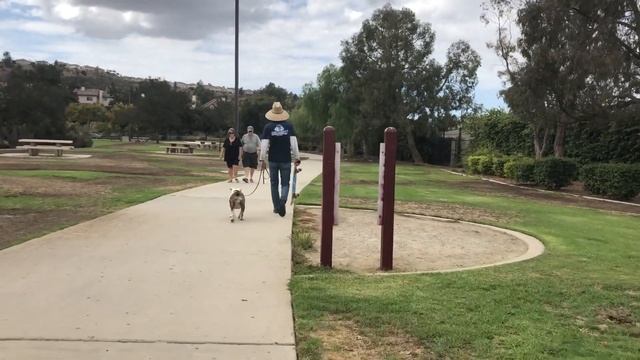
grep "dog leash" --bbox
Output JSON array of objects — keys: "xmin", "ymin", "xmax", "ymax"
[{"xmin": 244, "ymin": 168, "xmax": 268, "ymax": 197}]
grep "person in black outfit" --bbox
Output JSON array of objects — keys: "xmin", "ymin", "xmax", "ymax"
[{"xmin": 220, "ymin": 128, "xmax": 243, "ymax": 183}]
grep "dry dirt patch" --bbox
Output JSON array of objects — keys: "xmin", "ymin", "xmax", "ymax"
[
  {"xmin": 0, "ymin": 209, "xmax": 98, "ymax": 250},
  {"xmin": 311, "ymin": 316, "xmax": 427, "ymax": 360},
  {"xmin": 339, "ymin": 198, "xmax": 510, "ymax": 224},
  {"xmin": 0, "ymin": 176, "xmax": 109, "ymax": 196},
  {"xmin": 300, "ymin": 207, "xmax": 530, "ymax": 273}
]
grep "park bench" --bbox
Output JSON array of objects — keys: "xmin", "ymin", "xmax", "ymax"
[
  {"xmin": 195, "ymin": 140, "xmax": 213, "ymax": 149},
  {"xmin": 131, "ymin": 136, "xmax": 149, "ymax": 143},
  {"xmin": 164, "ymin": 142, "xmax": 195, "ymax": 154},
  {"xmin": 17, "ymin": 139, "xmax": 74, "ymax": 157}
]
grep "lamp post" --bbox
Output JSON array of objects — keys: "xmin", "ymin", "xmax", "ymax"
[{"xmin": 234, "ymin": 0, "xmax": 240, "ymax": 131}]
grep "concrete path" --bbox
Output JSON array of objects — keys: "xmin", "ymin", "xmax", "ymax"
[{"xmin": 0, "ymin": 155, "xmax": 322, "ymax": 359}]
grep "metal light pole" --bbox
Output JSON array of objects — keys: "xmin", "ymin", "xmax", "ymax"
[{"xmin": 234, "ymin": 0, "xmax": 240, "ymax": 131}]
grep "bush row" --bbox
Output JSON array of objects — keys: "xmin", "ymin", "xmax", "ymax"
[
  {"xmin": 581, "ymin": 163, "xmax": 640, "ymax": 200},
  {"xmin": 466, "ymin": 154, "xmax": 640, "ymax": 200},
  {"xmin": 466, "ymin": 155, "xmax": 577, "ymax": 190}
]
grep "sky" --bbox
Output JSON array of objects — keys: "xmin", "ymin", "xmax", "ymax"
[{"xmin": 0, "ymin": 0, "xmax": 508, "ymax": 108}]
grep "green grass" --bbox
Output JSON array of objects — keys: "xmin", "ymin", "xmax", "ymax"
[
  {"xmin": 88, "ymin": 139, "xmax": 219, "ymax": 157},
  {"xmin": 291, "ymin": 163, "xmax": 640, "ymax": 359}
]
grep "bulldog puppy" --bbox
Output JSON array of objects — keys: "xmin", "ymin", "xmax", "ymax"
[{"xmin": 229, "ymin": 188, "xmax": 245, "ymax": 222}]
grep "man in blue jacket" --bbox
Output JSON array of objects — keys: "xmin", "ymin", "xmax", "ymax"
[{"xmin": 260, "ymin": 102, "xmax": 301, "ymax": 217}]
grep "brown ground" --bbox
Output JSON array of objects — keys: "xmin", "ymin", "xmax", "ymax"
[
  {"xmin": 339, "ymin": 198, "xmax": 512, "ymax": 224},
  {"xmin": 299, "ymin": 207, "xmax": 530, "ymax": 274},
  {"xmin": 453, "ymin": 174, "xmax": 640, "ymax": 215},
  {"xmin": 0, "ymin": 148, "xmax": 226, "ymax": 250},
  {"xmin": 1, "ymin": 176, "xmax": 110, "ymax": 196},
  {"xmin": 0, "ymin": 151, "xmax": 223, "ymax": 176},
  {"xmin": 310, "ymin": 315, "xmax": 428, "ymax": 360},
  {"xmin": 0, "ymin": 209, "xmax": 98, "ymax": 250}
]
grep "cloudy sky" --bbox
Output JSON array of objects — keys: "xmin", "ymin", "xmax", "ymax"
[{"xmin": 0, "ymin": 0, "xmax": 507, "ymax": 108}]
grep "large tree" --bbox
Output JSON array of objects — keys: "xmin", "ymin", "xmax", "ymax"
[
  {"xmin": 341, "ymin": 5, "xmax": 480, "ymax": 163},
  {"xmin": 0, "ymin": 61, "xmax": 73, "ymax": 146},
  {"xmin": 135, "ymin": 79, "xmax": 189, "ymax": 142},
  {"xmin": 483, "ymin": 0, "xmax": 640, "ymax": 158}
]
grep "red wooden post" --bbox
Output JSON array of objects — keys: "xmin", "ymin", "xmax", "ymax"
[
  {"xmin": 321, "ymin": 126, "xmax": 336, "ymax": 268},
  {"xmin": 380, "ymin": 127, "xmax": 397, "ymax": 271}
]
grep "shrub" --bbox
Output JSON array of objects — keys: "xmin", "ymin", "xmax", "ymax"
[
  {"xmin": 466, "ymin": 156, "xmax": 482, "ymax": 174},
  {"xmin": 478, "ymin": 156, "xmax": 494, "ymax": 175},
  {"xmin": 581, "ymin": 163, "xmax": 640, "ymax": 200},
  {"xmin": 533, "ymin": 158, "xmax": 578, "ymax": 190},
  {"xmin": 492, "ymin": 157, "xmax": 509, "ymax": 177},
  {"xmin": 504, "ymin": 157, "xmax": 535, "ymax": 184}
]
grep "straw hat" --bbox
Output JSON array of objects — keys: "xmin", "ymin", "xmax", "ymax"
[{"xmin": 265, "ymin": 102, "xmax": 289, "ymax": 121}]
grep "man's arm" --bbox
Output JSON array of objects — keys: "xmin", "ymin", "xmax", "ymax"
[
  {"xmin": 289, "ymin": 123, "xmax": 300, "ymax": 164},
  {"xmin": 260, "ymin": 124, "xmax": 270, "ymax": 163},
  {"xmin": 290, "ymin": 136, "xmax": 300, "ymax": 161},
  {"xmin": 260, "ymin": 139, "xmax": 270, "ymax": 161}
]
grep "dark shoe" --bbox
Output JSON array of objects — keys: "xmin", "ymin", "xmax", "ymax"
[
  {"xmin": 278, "ymin": 201, "xmax": 286, "ymax": 217},
  {"xmin": 242, "ymin": 178, "xmax": 249, "ymax": 183}
]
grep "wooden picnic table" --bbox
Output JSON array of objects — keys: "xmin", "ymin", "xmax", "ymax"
[
  {"xmin": 17, "ymin": 139, "xmax": 74, "ymax": 157},
  {"xmin": 163, "ymin": 142, "xmax": 195, "ymax": 154}
]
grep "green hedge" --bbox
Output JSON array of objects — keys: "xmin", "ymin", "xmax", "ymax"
[
  {"xmin": 478, "ymin": 156, "xmax": 494, "ymax": 175},
  {"xmin": 504, "ymin": 157, "xmax": 535, "ymax": 184},
  {"xmin": 492, "ymin": 157, "xmax": 509, "ymax": 177},
  {"xmin": 533, "ymin": 158, "xmax": 577, "ymax": 190},
  {"xmin": 466, "ymin": 156, "xmax": 482, "ymax": 174},
  {"xmin": 466, "ymin": 155, "xmax": 496, "ymax": 175},
  {"xmin": 581, "ymin": 163, "xmax": 640, "ymax": 200}
]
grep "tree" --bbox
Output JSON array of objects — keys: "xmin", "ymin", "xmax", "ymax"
[
  {"xmin": 111, "ymin": 103, "xmax": 139, "ymax": 136},
  {"xmin": 291, "ymin": 65, "xmax": 359, "ymax": 154},
  {"xmin": 0, "ymin": 63, "xmax": 73, "ymax": 146},
  {"xmin": 483, "ymin": 0, "xmax": 640, "ymax": 158},
  {"xmin": 340, "ymin": 5, "xmax": 480, "ymax": 163},
  {"xmin": 2, "ymin": 51, "xmax": 12, "ymax": 68},
  {"xmin": 135, "ymin": 79, "xmax": 189, "ymax": 142},
  {"xmin": 65, "ymin": 103, "xmax": 109, "ymax": 128}
]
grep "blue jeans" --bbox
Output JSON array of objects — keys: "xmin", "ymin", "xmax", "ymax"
[{"xmin": 269, "ymin": 161, "xmax": 291, "ymax": 211}]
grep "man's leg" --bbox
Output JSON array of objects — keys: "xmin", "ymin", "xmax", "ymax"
[
  {"xmin": 243, "ymin": 166, "xmax": 250, "ymax": 183},
  {"xmin": 269, "ymin": 161, "xmax": 280, "ymax": 212},
  {"xmin": 279, "ymin": 162, "xmax": 292, "ymax": 206}
]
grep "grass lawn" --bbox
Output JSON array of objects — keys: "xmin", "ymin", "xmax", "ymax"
[
  {"xmin": 291, "ymin": 163, "xmax": 640, "ymax": 359},
  {"xmin": 0, "ymin": 139, "xmax": 227, "ymax": 249}
]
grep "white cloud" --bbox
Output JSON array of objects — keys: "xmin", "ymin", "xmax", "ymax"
[
  {"xmin": 0, "ymin": 19, "xmax": 74, "ymax": 34},
  {"xmin": 344, "ymin": 8, "xmax": 363, "ymax": 22},
  {"xmin": 53, "ymin": 2, "xmax": 80, "ymax": 20},
  {"xmin": 1, "ymin": 0, "xmax": 507, "ymax": 107}
]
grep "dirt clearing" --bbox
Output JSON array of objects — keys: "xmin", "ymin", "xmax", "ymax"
[{"xmin": 299, "ymin": 207, "xmax": 536, "ymax": 274}]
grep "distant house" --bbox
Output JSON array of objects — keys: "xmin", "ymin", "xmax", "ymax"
[
  {"xmin": 201, "ymin": 96, "xmax": 231, "ymax": 110},
  {"xmin": 74, "ymin": 87, "xmax": 113, "ymax": 106},
  {"xmin": 443, "ymin": 129, "xmax": 472, "ymax": 141}
]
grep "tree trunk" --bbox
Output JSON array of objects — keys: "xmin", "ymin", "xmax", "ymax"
[
  {"xmin": 553, "ymin": 120, "xmax": 566, "ymax": 158},
  {"xmin": 399, "ymin": 119, "xmax": 423, "ymax": 163},
  {"xmin": 347, "ymin": 140, "xmax": 355, "ymax": 159},
  {"xmin": 361, "ymin": 139, "xmax": 368, "ymax": 160},
  {"xmin": 533, "ymin": 126, "xmax": 550, "ymax": 159}
]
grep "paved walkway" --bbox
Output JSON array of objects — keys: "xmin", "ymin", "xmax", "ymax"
[{"xmin": 0, "ymin": 155, "xmax": 322, "ymax": 359}]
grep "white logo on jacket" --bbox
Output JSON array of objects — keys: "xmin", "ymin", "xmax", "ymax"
[{"xmin": 271, "ymin": 124, "xmax": 288, "ymax": 137}]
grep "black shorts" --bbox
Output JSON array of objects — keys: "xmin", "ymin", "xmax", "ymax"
[
  {"xmin": 243, "ymin": 152, "xmax": 258, "ymax": 169},
  {"xmin": 225, "ymin": 158, "xmax": 239, "ymax": 168}
]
